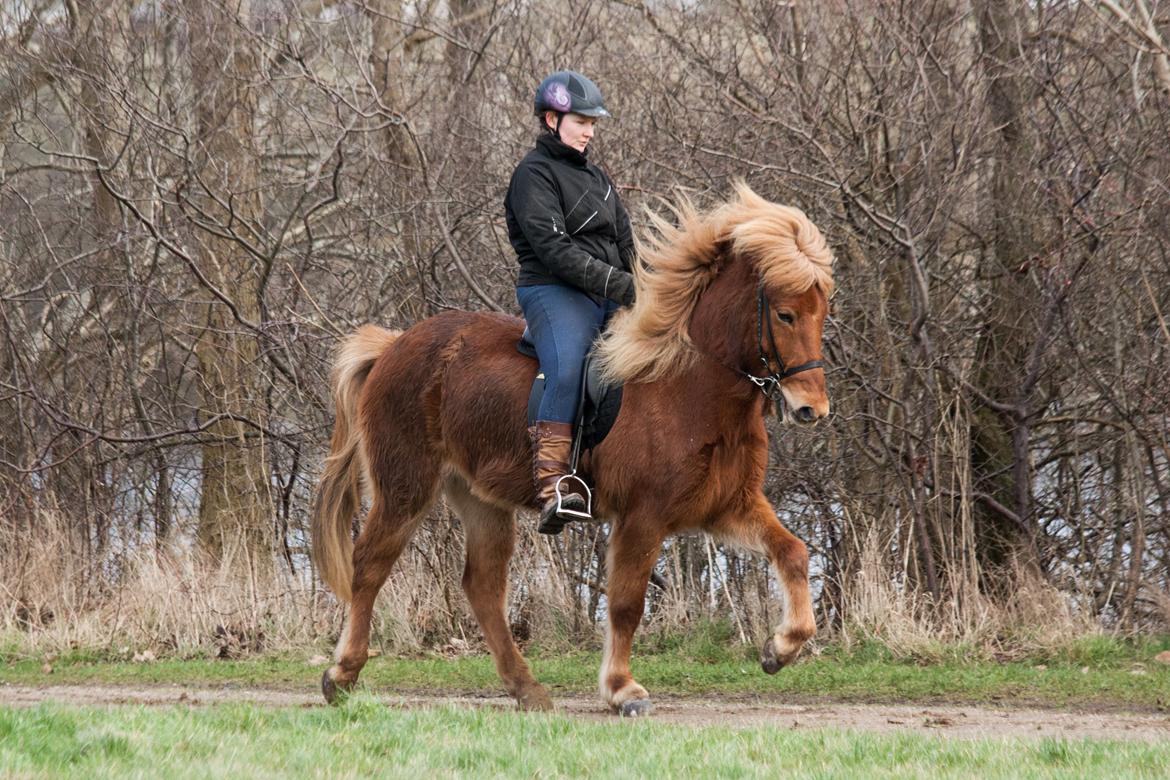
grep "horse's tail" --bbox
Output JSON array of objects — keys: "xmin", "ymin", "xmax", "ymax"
[{"xmin": 312, "ymin": 324, "xmax": 402, "ymax": 604}]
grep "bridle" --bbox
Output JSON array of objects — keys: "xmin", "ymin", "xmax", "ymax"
[{"xmin": 738, "ymin": 282, "xmax": 825, "ymax": 402}]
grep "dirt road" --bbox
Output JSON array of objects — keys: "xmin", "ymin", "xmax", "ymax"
[{"xmin": 3, "ymin": 683, "xmax": 1168, "ymax": 743}]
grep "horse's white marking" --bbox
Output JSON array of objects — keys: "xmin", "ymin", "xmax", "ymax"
[
  {"xmin": 598, "ymin": 622, "xmax": 613, "ymax": 702},
  {"xmin": 773, "ymin": 567, "xmax": 794, "ymax": 645},
  {"xmin": 333, "ymin": 617, "xmax": 351, "ymax": 664}
]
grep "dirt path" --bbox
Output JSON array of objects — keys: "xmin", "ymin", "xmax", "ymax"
[{"xmin": 2, "ymin": 683, "xmax": 1168, "ymax": 743}]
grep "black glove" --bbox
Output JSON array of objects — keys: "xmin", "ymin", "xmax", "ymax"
[{"xmin": 604, "ymin": 267, "xmax": 637, "ymax": 307}]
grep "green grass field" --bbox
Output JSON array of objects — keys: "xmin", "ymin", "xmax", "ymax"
[
  {"xmin": 2, "ymin": 697, "xmax": 1168, "ymax": 779},
  {"xmin": 4, "ymin": 635, "xmax": 1169, "ymax": 710},
  {"xmin": 4, "ymin": 636, "xmax": 1169, "ymax": 778}
]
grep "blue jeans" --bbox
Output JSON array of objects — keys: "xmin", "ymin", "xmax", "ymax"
[{"xmin": 517, "ymin": 284, "xmax": 618, "ymax": 423}]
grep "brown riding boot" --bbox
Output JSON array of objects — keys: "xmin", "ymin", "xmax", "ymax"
[{"xmin": 528, "ymin": 420, "xmax": 591, "ymax": 535}]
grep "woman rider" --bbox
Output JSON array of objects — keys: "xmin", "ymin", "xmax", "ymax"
[{"xmin": 505, "ymin": 71, "xmax": 638, "ymax": 535}]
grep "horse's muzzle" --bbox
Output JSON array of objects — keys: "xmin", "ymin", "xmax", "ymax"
[
  {"xmin": 779, "ymin": 386, "xmax": 829, "ymax": 424},
  {"xmin": 788, "ymin": 401, "xmax": 828, "ymax": 424}
]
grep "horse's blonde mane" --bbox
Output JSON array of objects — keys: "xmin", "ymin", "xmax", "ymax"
[{"xmin": 595, "ymin": 182, "xmax": 835, "ymax": 383}]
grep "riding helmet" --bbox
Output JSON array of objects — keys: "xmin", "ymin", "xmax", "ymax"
[{"xmin": 533, "ymin": 71, "xmax": 611, "ymax": 118}]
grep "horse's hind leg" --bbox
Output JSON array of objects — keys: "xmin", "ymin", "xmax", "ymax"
[
  {"xmin": 323, "ymin": 494, "xmax": 430, "ymax": 703},
  {"xmin": 444, "ymin": 473, "xmax": 553, "ymax": 712}
]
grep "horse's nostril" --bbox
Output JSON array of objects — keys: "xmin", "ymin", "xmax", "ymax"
[{"xmin": 796, "ymin": 406, "xmax": 815, "ymax": 423}]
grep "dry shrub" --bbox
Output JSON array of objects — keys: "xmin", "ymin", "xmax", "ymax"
[
  {"xmin": 1146, "ymin": 588, "xmax": 1170, "ymax": 631},
  {"xmin": 835, "ymin": 528, "xmax": 1099, "ymax": 661},
  {"xmin": 2, "ymin": 506, "xmax": 1112, "ymax": 663},
  {"xmin": 631, "ymin": 537, "xmax": 783, "ymax": 651},
  {"xmin": 0, "ymin": 512, "xmax": 331, "ymax": 657},
  {"xmin": 0, "ymin": 505, "xmax": 606, "ymax": 659}
]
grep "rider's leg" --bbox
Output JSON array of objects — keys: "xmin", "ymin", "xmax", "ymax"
[
  {"xmin": 528, "ymin": 419, "xmax": 584, "ymax": 534},
  {"xmin": 516, "ymin": 284, "xmax": 607, "ymax": 533}
]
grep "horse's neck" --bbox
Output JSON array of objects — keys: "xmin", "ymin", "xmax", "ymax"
[
  {"xmin": 667, "ymin": 259, "xmax": 771, "ymax": 436},
  {"xmin": 666, "ymin": 354, "xmax": 768, "ymax": 432},
  {"xmin": 686, "ymin": 255, "xmax": 757, "ymax": 375}
]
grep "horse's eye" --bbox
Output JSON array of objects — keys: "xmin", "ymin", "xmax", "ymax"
[{"xmin": 777, "ymin": 312, "xmax": 795, "ymax": 325}]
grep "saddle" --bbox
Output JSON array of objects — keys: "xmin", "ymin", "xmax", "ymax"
[{"xmin": 516, "ymin": 327, "xmax": 624, "ymax": 462}]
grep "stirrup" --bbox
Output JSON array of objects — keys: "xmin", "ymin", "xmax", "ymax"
[
  {"xmin": 554, "ymin": 472, "xmax": 593, "ymax": 521},
  {"xmin": 537, "ymin": 472, "xmax": 593, "ymax": 535}
]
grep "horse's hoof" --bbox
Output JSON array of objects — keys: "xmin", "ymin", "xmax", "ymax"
[
  {"xmin": 321, "ymin": 667, "xmax": 351, "ymax": 705},
  {"xmin": 517, "ymin": 687, "xmax": 555, "ymax": 712},
  {"xmin": 618, "ymin": 698, "xmax": 653, "ymax": 718},
  {"xmin": 760, "ymin": 637, "xmax": 784, "ymax": 675}
]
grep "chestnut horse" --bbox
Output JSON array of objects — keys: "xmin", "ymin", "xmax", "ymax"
[{"xmin": 311, "ymin": 184, "xmax": 834, "ymax": 715}]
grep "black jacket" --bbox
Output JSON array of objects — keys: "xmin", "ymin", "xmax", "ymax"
[{"xmin": 505, "ymin": 134, "xmax": 636, "ymax": 305}]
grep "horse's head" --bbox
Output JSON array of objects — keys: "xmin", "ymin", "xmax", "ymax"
[
  {"xmin": 696, "ymin": 186, "xmax": 834, "ymax": 423},
  {"xmin": 756, "ymin": 281, "xmax": 831, "ymax": 424},
  {"xmin": 595, "ymin": 183, "xmax": 834, "ymax": 420}
]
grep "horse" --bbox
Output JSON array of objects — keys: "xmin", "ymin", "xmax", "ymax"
[{"xmin": 311, "ymin": 183, "xmax": 835, "ymax": 715}]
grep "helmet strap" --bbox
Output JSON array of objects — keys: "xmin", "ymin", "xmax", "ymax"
[
  {"xmin": 541, "ymin": 112, "xmax": 576, "ymax": 150},
  {"xmin": 540, "ymin": 112, "xmax": 563, "ymax": 137}
]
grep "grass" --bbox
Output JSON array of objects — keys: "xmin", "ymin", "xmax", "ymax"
[
  {"xmin": 1, "ymin": 697, "xmax": 1168, "ymax": 778},
  {"xmin": 3, "ymin": 634, "xmax": 1168, "ymax": 777},
  {"xmin": 2, "ymin": 634, "xmax": 1169, "ymax": 710}
]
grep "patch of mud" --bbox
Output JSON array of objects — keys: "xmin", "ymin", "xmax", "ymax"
[{"xmin": 2, "ymin": 683, "xmax": 1168, "ymax": 743}]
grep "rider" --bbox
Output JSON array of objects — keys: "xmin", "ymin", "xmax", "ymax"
[{"xmin": 505, "ymin": 70, "xmax": 638, "ymax": 535}]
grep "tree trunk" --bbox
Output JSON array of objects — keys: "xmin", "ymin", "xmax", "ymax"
[
  {"xmin": 185, "ymin": 0, "xmax": 274, "ymax": 569},
  {"xmin": 366, "ymin": 0, "xmax": 428, "ymax": 319},
  {"xmin": 971, "ymin": 0, "xmax": 1043, "ymax": 575}
]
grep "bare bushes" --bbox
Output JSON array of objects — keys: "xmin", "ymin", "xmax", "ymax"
[
  {"xmin": 1, "ymin": 511, "xmax": 326, "ymax": 657},
  {"xmin": 833, "ymin": 527, "xmax": 1097, "ymax": 661},
  {"xmin": 0, "ymin": 503, "xmax": 1114, "ymax": 661},
  {"xmin": 0, "ymin": 506, "xmax": 607, "ymax": 659}
]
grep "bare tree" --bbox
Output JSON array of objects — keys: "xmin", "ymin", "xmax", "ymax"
[{"xmin": 2, "ymin": 0, "xmax": 1168, "ymax": 653}]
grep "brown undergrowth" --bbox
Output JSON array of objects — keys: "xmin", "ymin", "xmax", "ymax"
[
  {"xmin": 1, "ymin": 511, "xmax": 576, "ymax": 658},
  {"xmin": 1, "ymin": 510, "xmax": 1115, "ymax": 662},
  {"xmin": 832, "ymin": 527, "xmax": 1102, "ymax": 662}
]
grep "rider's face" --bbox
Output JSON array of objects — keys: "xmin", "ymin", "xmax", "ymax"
[{"xmin": 545, "ymin": 111, "xmax": 596, "ymax": 152}]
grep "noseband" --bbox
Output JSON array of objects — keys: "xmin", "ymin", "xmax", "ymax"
[{"xmin": 740, "ymin": 282, "xmax": 824, "ymax": 402}]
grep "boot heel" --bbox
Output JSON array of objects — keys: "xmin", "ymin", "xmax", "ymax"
[
  {"xmin": 538, "ymin": 494, "xmax": 586, "ymax": 535},
  {"xmin": 537, "ymin": 513, "xmax": 568, "ymax": 535}
]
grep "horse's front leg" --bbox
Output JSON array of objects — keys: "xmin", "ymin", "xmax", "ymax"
[
  {"xmin": 599, "ymin": 516, "xmax": 663, "ymax": 716},
  {"xmin": 715, "ymin": 493, "xmax": 816, "ymax": 672}
]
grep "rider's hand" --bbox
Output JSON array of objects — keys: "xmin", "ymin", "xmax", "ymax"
[{"xmin": 607, "ymin": 269, "xmax": 636, "ymax": 307}]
